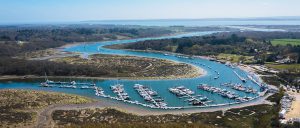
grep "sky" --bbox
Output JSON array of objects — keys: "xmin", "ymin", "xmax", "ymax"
[{"xmin": 0, "ymin": 0, "xmax": 300, "ymax": 23}]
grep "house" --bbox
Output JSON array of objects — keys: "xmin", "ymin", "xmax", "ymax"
[
  {"xmin": 276, "ymin": 56, "xmax": 296, "ymax": 64},
  {"xmin": 279, "ymin": 109, "xmax": 286, "ymax": 119}
]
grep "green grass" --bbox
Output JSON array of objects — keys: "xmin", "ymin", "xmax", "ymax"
[
  {"xmin": 271, "ymin": 39, "xmax": 300, "ymax": 46},
  {"xmin": 265, "ymin": 63, "xmax": 300, "ymax": 73},
  {"xmin": 0, "ymin": 89, "xmax": 94, "ymax": 127},
  {"xmin": 216, "ymin": 53, "xmax": 254, "ymax": 63}
]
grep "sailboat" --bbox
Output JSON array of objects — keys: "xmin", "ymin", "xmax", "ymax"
[
  {"xmin": 97, "ymin": 46, "xmax": 101, "ymax": 53},
  {"xmin": 40, "ymin": 72, "xmax": 54, "ymax": 87}
]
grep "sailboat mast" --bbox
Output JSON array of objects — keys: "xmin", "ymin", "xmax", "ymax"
[{"xmin": 44, "ymin": 72, "xmax": 48, "ymax": 82}]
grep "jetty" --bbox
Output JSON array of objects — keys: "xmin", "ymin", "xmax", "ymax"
[
  {"xmin": 40, "ymin": 73, "xmax": 96, "ymax": 88},
  {"xmin": 247, "ymin": 74, "xmax": 263, "ymax": 87},
  {"xmin": 134, "ymin": 84, "xmax": 167, "ymax": 108},
  {"xmin": 233, "ymin": 71, "xmax": 247, "ymax": 83},
  {"xmin": 94, "ymin": 86, "xmax": 105, "ymax": 96},
  {"xmin": 220, "ymin": 83, "xmax": 257, "ymax": 94},
  {"xmin": 111, "ymin": 84, "xmax": 130, "ymax": 100},
  {"xmin": 198, "ymin": 84, "xmax": 252, "ymax": 102},
  {"xmin": 225, "ymin": 62, "xmax": 236, "ymax": 69},
  {"xmin": 40, "ymin": 80, "xmax": 97, "ymax": 88},
  {"xmin": 169, "ymin": 86, "xmax": 209, "ymax": 106}
]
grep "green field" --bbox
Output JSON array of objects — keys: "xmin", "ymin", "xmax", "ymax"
[
  {"xmin": 216, "ymin": 53, "xmax": 254, "ymax": 63},
  {"xmin": 265, "ymin": 63, "xmax": 300, "ymax": 73},
  {"xmin": 271, "ymin": 39, "xmax": 300, "ymax": 46}
]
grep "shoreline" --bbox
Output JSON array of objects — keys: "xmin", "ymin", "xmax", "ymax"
[
  {"xmin": 36, "ymin": 90, "xmax": 273, "ymax": 127},
  {"xmin": 25, "ymin": 51, "xmax": 206, "ymax": 81},
  {"xmin": 56, "ymin": 31, "xmax": 192, "ymax": 52},
  {"xmin": 0, "ymin": 70, "xmax": 205, "ymax": 81},
  {"xmin": 39, "ymin": 92, "xmax": 273, "ymax": 116}
]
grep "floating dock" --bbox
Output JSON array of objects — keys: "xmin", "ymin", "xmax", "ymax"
[
  {"xmin": 169, "ymin": 86, "xmax": 209, "ymax": 106},
  {"xmin": 134, "ymin": 84, "xmax": 167, "ymax": 108},
  {"xmin": 198, "ymin": 84, "xmax": 252, "ymax": 102},
  {"xmin": 111, "ymin": 84, "xmax": 130, "ymax": 100},
  {"xmin": 233, "ymin": 71, "xmax": 247, "ymax": 83},
  {"xmin": 220, "ymin": 83, "xmax": 257, "ymax": 94}
]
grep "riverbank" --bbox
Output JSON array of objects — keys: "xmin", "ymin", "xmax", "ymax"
[
  {"xmin": 0, "ymin": 53, "xmax": 206, "ymax": 80},
  {"xmin": 42, "ymin": 93, "xmax": 273, "ymax": 116},
  {"xmin": 2, "ymin": 52, "xmax": 206, "ymax": 81},
  {"xmin": 0, "ymin": 71, "xmax": 203, "ymax": 81},
  {"xmin": 51, "ymin": 54, "xmax": 205, "ymax": 80}
]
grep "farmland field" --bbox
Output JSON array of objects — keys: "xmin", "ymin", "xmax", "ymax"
[{"xmin": 271, "ymin": 39, "xmax": 300, "ymax": 46}]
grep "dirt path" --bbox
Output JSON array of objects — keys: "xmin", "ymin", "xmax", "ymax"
[{"xmin": 35, "ymin": 93, "xmax": 273, "ymax": 128}]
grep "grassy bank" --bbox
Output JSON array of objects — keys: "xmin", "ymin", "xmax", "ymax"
[
  {"xmin": 271, "ymin": 39, "xmax": 300, "ymax": 46},
  {"xmin": 51, "ymin": 54, "xmax": 203, "ymax": 79},
  {"xmin": 52, "ymin": 104, "xmax": 279, "ymax": 128},
  {"xmin": 265, "ymin": 63, "xmax": 300, "ymax": 73},
  {"xmin": 265, "ymin": 63, "xmax": 300, "ymax": 87},
  {"xmin": 216, "ymin": 53, "xmax": 254, "ymax": 63},
  {"xmin": 0, "ymin": 89, "xmax": 93, "ymax": 128}
]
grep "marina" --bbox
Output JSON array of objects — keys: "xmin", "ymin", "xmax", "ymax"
[
  {"xmin": 198, "ymin": 84, "xmax": 253, "ymax": 102},
  {"xmin": 111, "ymin": 84, "xmax": 130, "ymax": 100},
  {"xmin": 169, "ymin": 86, "xmax": 209, "ymax": 106},
  {"xmin": 0, "ymin": 32, "xmax": 265, "ymax": 109},
  {"xmin": 134, "ymin": 84, "xmax": 167, "ymax": 108},
  {"xmin": 35, "ymin": 76, "xmax": 261, "ymax": 109},
  {"xmin": 220, "ymin": 83, "xmax": 258, "ymax": 94}
]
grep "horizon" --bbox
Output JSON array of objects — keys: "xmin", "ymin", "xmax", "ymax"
[
  {"xmin": 1, "ymin": 0, "xmax": 300, "ymax": 24},
  {"xmin": 1, "ymin": 16, "xmax": 300, "ymax": 26}
]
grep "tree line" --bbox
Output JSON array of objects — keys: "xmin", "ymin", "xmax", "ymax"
[
  {"xmin": 118, "ymin": 32, "xmax": 300, "ymax": 64},
  {"xmin": 0, "ymin": 57, "xmax": 108, "ymax": 77},
  {"xmin": 0, "ymin": 25, "xmax": 172, "ymax": 57}
]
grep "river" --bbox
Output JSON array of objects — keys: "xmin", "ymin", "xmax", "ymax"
[{"xmin": 0, "ymin": 31, "xmax": 263, "ymax": 109}]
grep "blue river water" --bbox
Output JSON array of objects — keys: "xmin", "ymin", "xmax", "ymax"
[{"xmin": 0, "ymin": 31, "xmax": 262, "ymax": 108}]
